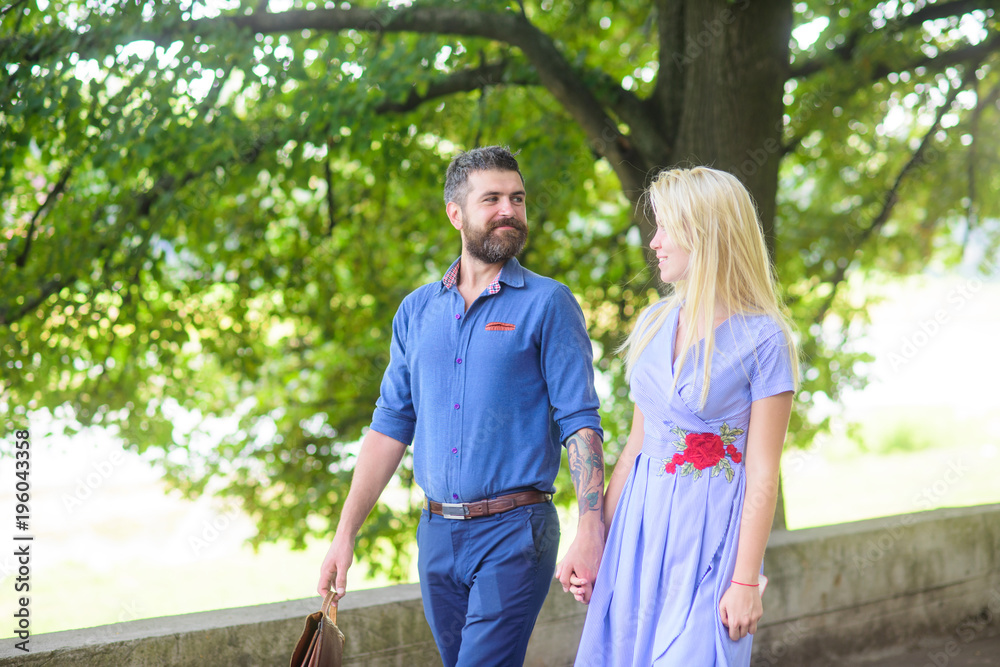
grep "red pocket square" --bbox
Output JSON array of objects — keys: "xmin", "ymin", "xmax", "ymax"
[{"xmin": 485, "ymin": 322, "xmax": 516, "ymax": 331}]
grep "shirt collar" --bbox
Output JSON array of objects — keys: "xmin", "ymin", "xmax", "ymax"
[{"xmin": 441, "ymin": 257, "xmax": 525, "ymax": 293}]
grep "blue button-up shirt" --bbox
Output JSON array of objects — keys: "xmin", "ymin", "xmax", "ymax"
[{"xmin": 370, "ymin": 257, "xmax": 603, "ymax": 503}]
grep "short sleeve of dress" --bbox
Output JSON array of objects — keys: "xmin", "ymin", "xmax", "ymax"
[{"xmin": 750, "ymin": 325, "xmax": 796, "ymax": 402}]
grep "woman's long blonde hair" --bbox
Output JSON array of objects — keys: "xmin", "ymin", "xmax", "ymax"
[{"xmin": 621, "ymin": 166, "xmax": 799, "ymax": 408}]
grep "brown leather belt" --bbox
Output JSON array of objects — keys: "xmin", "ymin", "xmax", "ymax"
[{"xmin": 427, "ymin": 490, "xmax": 552, "ymax": 520}]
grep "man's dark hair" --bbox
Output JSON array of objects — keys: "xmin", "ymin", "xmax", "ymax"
[{"xmin": 443, "ymin": 145, "xmax": 523, "ymax": 206}]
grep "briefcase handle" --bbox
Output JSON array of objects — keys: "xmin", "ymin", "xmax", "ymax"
[{"xmin": 321, "ymin": 590, "xmax": 338, "ymax": 625}]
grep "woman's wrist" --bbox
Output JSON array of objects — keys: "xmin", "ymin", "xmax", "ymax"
[{"xmin": 730, "ymin": 579, "xmax": 759, "ymax": 587}]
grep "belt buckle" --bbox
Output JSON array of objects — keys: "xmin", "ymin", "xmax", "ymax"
[{"xmin": 440, "ymin": 502, "xmax": 469, "ymax": 520}]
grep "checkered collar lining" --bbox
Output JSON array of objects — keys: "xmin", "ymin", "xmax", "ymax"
[{"xmin": 442, "ymin": 258, "xmax": 504, "ymax": 295}]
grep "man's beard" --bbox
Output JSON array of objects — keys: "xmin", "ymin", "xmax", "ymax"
[{"xmin": 464, "ymin": 217, "xmax": 528, "ymax": 264}]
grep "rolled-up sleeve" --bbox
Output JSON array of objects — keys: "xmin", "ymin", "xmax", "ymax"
[
  {"xmin": 539, "ymin": 284, "xmax": 603, "ymax": 444},
  {"xmin": 370, "ymin": 300, "xmax": 417, "ymax": 445}
]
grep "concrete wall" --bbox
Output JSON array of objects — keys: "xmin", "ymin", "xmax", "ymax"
[
  {"xmin": 3, "ymin": 504, "xmax": 998, "ymax": 666},
  {"xmin": 752, "ymin": 503, "xmax": 1000, "ymax": 666}
]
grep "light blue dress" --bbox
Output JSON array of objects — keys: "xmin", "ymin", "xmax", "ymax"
[{"xmin": 575, "ymin": 304, "xmax": 795, "ymax": 666}]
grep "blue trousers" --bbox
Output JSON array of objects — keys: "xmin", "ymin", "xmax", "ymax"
[{"xmin": 417, "ymin": 502, "xmax": 560, "ymax": 667}]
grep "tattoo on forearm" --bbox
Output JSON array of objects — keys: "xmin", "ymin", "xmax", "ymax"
[{"xmin": 567, "ymin": 429, "xmax": 605, "ymax": 518}]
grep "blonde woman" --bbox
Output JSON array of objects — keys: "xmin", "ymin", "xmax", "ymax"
[{"xmin": 572, "ymin": 167, "xmax": 799, "ymax": 666}]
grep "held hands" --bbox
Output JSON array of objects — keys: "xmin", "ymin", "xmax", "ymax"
[
  {"xmin": 555, "ymin": 520, "xmax": 604, "ymax": 605},
  {"xmin": 718, "ymin": 576, "xmax": 767, "ymax": 641},
  {"xmin": 316, "ymin": 534, "xmax": 355, "ymax": 602},
  {"xmin": 566, "ymin": 574, "xmax": 591, "ymax": 604}
]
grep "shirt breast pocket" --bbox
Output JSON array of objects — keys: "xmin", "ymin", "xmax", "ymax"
[{"xmin": 476, "ymin": 325, "xmax": 534, "ymax": 381}]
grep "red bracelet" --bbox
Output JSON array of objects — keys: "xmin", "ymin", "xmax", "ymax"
[{"xmin": 731, "ymin": 579, "xmax": 759, "ymax": 587}]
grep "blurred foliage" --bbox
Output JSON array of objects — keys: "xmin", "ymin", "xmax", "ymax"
[{"xmin": 2, "ymin": 0, "xmax": 999, "ymax": 579}]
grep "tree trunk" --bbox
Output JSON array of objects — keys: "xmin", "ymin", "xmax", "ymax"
[
  {"xmin": 667, "ymin": 0, "xmax": 791, "ymax": 256},
  {"xmin": 773, "ymin": 473, "xmax": 787, "ymax": 531},
  {"xmin": 648, "ymin": 0, "xmax": 794, "ymax": 533}
]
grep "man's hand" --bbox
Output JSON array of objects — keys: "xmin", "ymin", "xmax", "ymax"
[
  {"xmin": 314, "ymin": 430, "xmax": 407, "ymax": 601},
  {"xmin": 317, "ymin": 533, "xmax": 355, "ymax": 601},
  {"xmin": 559, "ymin": 427, "xmax": 606, "ymax": 604},
  {"xmin": 555, "ymin": 518, "xmax": 604, "ymax": 604}
]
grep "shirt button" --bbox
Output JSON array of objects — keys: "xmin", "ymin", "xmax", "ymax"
[
  {"xmin": 454, "ymin": 403, "xmax": 460, "ymax": 410},
  {"xmin": 452, "ymin": 493, "xmax": 459, "ymax": 500},
  {"xmin": 451, "ymin": 447, "xmax": 458, "ymax": 454},
  {"xmin": 455, "ymin": 313, "xmax": 461, "ymax": 319},
  {"xmin": 456, "ymin": 358, "xmax": 462, "ymax": 364}
]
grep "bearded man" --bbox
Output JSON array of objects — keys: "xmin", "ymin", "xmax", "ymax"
[{"xmin": 317, "ymin": 145, "xmax": 605, "ymax": 667}]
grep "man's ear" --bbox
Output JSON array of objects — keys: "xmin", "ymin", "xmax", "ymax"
[{"xmin": 446, "ymin": 201, "xmax": 463, "ymax": 231}]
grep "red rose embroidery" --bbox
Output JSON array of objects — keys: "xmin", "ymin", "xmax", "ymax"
[
  {"xmin": 658, "ymin": 422, "xmax": 746, "ymax": 482},
  {"xmin": 684, "ymin": 432, "xmax": 726, "ymax": 470}
]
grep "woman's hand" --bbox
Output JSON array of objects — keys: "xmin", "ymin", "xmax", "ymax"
[
  {"xmin": 568, "ymin": 574, "xmax": 591, "ymax": 604},
  {"xmin": 718, "ymin": 582, "xmax": 763, "ymax": 641}
]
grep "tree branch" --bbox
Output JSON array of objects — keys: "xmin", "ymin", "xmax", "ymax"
[
  {"xmin": 324, "ymin": 144, "xmax": 336, "ymax": 236},
  {"xmin": 790, "ymin": 0, "xmax": 999, "ymax": 78},
  {"xmin": 16, "ymin": 5, "xmax": 645, "ymax": 193},
  {"xmin": 3, "ymin": 102, "xmax": 277, "ymax": 329},
  {"xmin": 0, "ymin": 274, "xmax": 76, "ymax": 327},
  {"xmin": 301, "ymin": 4, "xmax": 647, "ymax": 194},
  {"xmin": 586, "ymin": 67, "xmax": 666, "ymax": 153},
  {"xmin": 16, "ymin": 163, "xmax": 74, "ymax": 268},
  {"xmin": 868, "ymin": 33, "xmax": 1000, "ymax": 81},
  {"xmin": 490, "ymin": 14, "xmax": 646, "ymax": 183},
  {"xmin": 373, "ymin": 61, "xmax": 521, "ymax": 114},
  {"xmin": 963, "ymin": 79, "xmax": 1000, "ymax": 244},
  {"xmin": 0, "ymin": 0, "xmax": 30, "ymax": 18},
  {"xmin": 813, "ymin": 73, "xmax": 968, "ymax": 322},
  {"xmin": 210, "ymin": 6, "xmax": 524, "ymax": 44},
  {"xmin": 784, "ymin": 34, "xmax": 999, "ymax": 153},
  {"xmin": 895, "ymin": 0, "xmax": 1000, "ymax": 29}
]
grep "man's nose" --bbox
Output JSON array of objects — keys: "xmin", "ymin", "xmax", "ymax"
[{"xmin": 497, "ymin": 197, "xmax": 515, "ymax": 217}]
